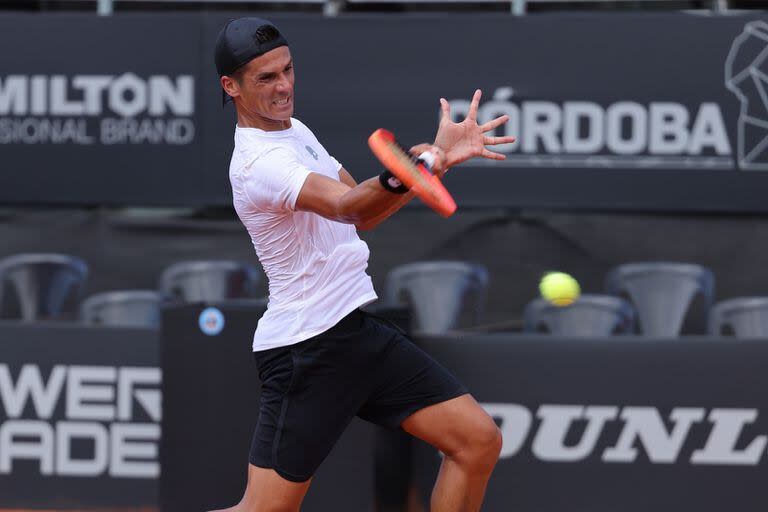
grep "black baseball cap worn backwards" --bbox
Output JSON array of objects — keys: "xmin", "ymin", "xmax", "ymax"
[{"xmin": 215, "ymin": 17, "xmax": 289, "ymax": 103}]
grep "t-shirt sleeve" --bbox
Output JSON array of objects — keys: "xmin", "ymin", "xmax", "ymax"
[
  {"xmin": 329, "ymin": 155, "xmax": 343, "ymax": 172},
  {"xmin": 241, "ymin": 148, "xmax": 312, "ymax": 212}
]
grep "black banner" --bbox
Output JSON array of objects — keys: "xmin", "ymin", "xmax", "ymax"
[
  {"xmin": 0, "ymin": 14, "xmax": 203, "ymax": 205},
  {"xmin": 416, "ymin": 334, "xmax": 768, "ymax": 512},
  {"xmin": 4, "ymin": 309, "xmax": 767, "ymax": 510},
  {"xmin": 159, "ymin": 300, "xmax": 768, "ymax": 512},
  {"xmin": 160, "ymin": 302, "xmax": 377, "ymax": 512},
  {"xmin": 0, "ymin": 322, "xmax": 159, "ymax": 509},
  {"xmin": 2, "ymin": 13, "xmax": 768, "ymax": 211}
]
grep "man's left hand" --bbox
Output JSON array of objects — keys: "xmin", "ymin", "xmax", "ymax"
[{"xmin": 433, "ymin": 89, "xmax": 516, "ymax": 169}]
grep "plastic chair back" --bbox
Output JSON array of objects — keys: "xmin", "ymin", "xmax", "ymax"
[
  {"xmin": 80, "ymin": 290, "xmax": 163, "ymax": 329},
  {"xmin": 0, "ymin": 253, "xmax": 88, "ymax": 321},
  {"xmin": 524, "ymin": 294, "xmax": 635, "ymax": 337},
  {"xmin": 606, "ymin": 262, "xmax": 714, "ymax": 337},
  {"xmin": 160, "ymin": 260, "xmax": 260, "ymax": 302},
  {"xmin": 708, "ymin": 297, "xmax": 768, "ymax": 338},
  {"xmin": 384, "ymin": 261, "xmax": 488, "ymax": 333}
]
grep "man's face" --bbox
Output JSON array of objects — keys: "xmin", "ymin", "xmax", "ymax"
[{"xmin": 225, "ymin": 46, "xmax": 295, "ymax": 125}]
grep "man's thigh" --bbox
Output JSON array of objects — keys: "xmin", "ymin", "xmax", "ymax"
[
  {"xmin": 250, "ymin": 310, "xmax": 378, "ymax": 482},
  {"xmin": 400, "ymin": 394, "xmax": 496, "ymax": 455},
  {"xmin": 357, "ymin": 314, "xmax": 468, "ymax": 430}
]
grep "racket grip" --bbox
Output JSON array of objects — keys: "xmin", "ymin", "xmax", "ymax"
[{"xmin": 418, "ymin": 151, "xmax": 436, "ymax": 172}]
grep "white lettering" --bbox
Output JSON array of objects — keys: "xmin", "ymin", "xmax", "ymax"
[
  {"xmin": 55, "ymin": 421, "xmax": 109, "ymax": 476},
  {"xmin": 0, "ymin": 75, "xmax": 26, "ymax": 115},
  {"xmin": 73, "ymin": 76, "xmax": 112, "ymax": 115},
  {"xmin": 603, "ymin": 407, "xmax": 705, "ymax": 463},
  {"xmin": 650, "ymin": 102, "xmax": 689, "ymax": 154},
  {"xmin": 109, "ymin": 73, "xmax": 147, "ymax": 118},
  {"xmin": 149, "ymin": 76, "xmax": 194, "ymax": 116},
  {"xmin": 66, "ymin": 366, "xmax": 116, "ymax": 421},
  {"xmin": 0, "ymin": 364, "xmax": 66, "ymax": 419},
  {"xmin": 30, "ymin": 75, "xmax": 47, "ymax": 115},
  {"xmin": 109, "ymin": 423, "xmax": 160, "ymax": 478},
  {"xmin": 533, "ymin": 405, "xmax": 618, "ymax": 461},
  {"xmin": 563, "ymin": 102, "xmax": 604, "ymax": 153},
  {"xmin": 606, "ymin": 102, "xmax": 647, "ymax": 154},
  {"xmin": 118, "ymin": 367, "xmax": 162, "ymax": 422},
  {"xmin": 523, "ymin": 101, "xmax": 562, "ymax": 153},
  {"xmin": 691, "ymin": 408, "xmax": 767, "ymax": 465},
  {"xmin": 0, "ymin": 420, "xmax": 54, "ymax": 474},
  {"xmin": 452, "ymin": 91, "xmax": 733, "ymax": 159},
  {"xmin": 0, "ymin": 74, "xmax": 195, "ymax": 117},
  {"xmin": 50, "ymin": 75, "xmax": 84, "ymax": 116},
  {"xmin": 689, "ymin": 103, "xmax": 732, "ymax": 155},
  {"xmin": 100, "ymin": 118, "xmax": 194, "ymax": 145}
]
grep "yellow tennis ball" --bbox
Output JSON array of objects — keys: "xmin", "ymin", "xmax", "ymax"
[{"xmin": 539, "ymin": 272, "xmax": 580, "ymax": 306}]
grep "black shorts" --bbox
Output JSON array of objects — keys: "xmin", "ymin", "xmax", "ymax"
[{"xmin": 249, "ymin": 308, "xmax": 467, "ymax": 482}]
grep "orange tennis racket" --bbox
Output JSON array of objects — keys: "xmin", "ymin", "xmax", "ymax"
[{"xmin": 368, "ymin": 128, "xmax": 457, "ymax": 218}]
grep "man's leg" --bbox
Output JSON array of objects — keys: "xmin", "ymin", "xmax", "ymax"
[
  {"xmin": 214, "ymin": 310, "xmax": 379, "ymax": 512},
  {"xmin": 209, "ymin": 464, "xmax": 312, "ymax": 512},
  {"xmin": 401, "ymin": 394, "xmax": 502, "ymax": 512}
]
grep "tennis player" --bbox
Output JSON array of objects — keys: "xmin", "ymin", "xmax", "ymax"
[{"xmin": 212, "ymin": 17, "xmax": 516, "ymax": 512}]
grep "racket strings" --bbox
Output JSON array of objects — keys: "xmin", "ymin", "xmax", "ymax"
[
  {"xmin": 368, "ymin": 128, "xmax": 456, "ymax": 217},
  {"xmin": 383, "ymin": 139, "xmax": 435, "ymax": 193},
  {"xmin": 387, "ymin": 138, "xmax": 427, "ymax": 169}
]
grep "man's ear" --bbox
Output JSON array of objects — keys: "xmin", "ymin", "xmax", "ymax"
[{"xmin": 221, "ymin": 75, "xmax": 240, "ymax": 99}]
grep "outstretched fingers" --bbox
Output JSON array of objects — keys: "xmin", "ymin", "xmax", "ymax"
[
  {"xmin": 467, "ymin": 89, "xmax": 482, "ymax": 121},
  {"xmin": 481, "ymin": 148, "xmax": 508, "ymax": 160},
  {"xmin": 483, "ymin": 135, "xmax": 516, "ymax": 146},
  {"xmin": 439, "ymin": 98, "xmax": 451, "ymax": 122},
  {"xmin": 480, "ymin": 115, "xmax": 509, "ymax": 133}
]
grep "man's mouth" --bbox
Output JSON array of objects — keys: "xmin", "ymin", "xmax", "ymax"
[{"xmin": 274, "ymin": 97, "xmax": 291, "ymax": 106}]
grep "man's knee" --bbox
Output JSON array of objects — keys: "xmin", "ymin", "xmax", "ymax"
[
  {"xmin": 451, "ymin": 416, "xmax": 502, "ymax": 471},
  {"xmin": 474, "ymin": 419, "xmax": 503, "ymax": 466}
]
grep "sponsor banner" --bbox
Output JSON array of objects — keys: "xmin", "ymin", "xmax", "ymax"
[
  {"xmin": 0, "ymin": 14, "xmax": 203, "ymax": 206},
  {"xmin": 161, "ymin": 300, "xmax": 768, "ymax": 512},
  {"xmin": 2, "ymin": 13, "xmax": 768, "ymax": 208},
  {"xmin": 160, "ymin": 303, "xmax": 376, "ymax": 512},
  {"xmin": 416, "ymin": 335, "xmax": 768, "ymax": 512},
  {"xmin": 5, "ymin": 307, "xmax": 766, "ymax": 510},
  {"xmin": 0, "ymin": 323, "xmax": 159, "ymax": 509}
]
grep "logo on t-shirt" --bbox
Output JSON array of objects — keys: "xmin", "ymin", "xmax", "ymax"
[{"xmin": 305, "ymin": 145, "xmax": 319, "ymax": 160}]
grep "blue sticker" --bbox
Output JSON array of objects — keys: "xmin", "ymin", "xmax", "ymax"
[{"xmin": 199, "ymin": 307, "xmax": 225, "ymax": 336}]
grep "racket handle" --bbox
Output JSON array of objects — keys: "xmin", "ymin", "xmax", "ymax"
[{"xmin": 418, "ymin": 151, "xmax": 436, "ymax": 172}]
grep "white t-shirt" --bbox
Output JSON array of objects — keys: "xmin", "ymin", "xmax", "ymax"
[{"xmin": 229, "ymin": 118, "xmax": 378, "ymax": 351}]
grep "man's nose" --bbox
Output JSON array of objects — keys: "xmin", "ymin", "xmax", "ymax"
[{"xmin": 276, "ymin": 73, "xmax": 292, "ymax": 92}]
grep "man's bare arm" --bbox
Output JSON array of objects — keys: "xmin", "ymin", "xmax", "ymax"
[
  {"xmin": 295, "ymin": 147, "xmax": 444, "ymax": 227},
  {"xmin": 338, "ymin": 168, "xmax": 416, "ymax": 231},
  {"xmin": 299, "ymin": 89, "xmax": 516, "ymax": 230}
]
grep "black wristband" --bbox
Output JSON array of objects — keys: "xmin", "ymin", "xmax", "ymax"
[{"xmin": 379, "ymin": 170, "xmax": 409, "ymax": 194}]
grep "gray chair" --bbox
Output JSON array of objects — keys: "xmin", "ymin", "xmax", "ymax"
[
  {"xmin": 606, "ymin": 262, "xmax": 714, "ymax": 337},
  {"xmin": 0, "ymin": 253, "xmax": 88, "ymax": 321},
  {"xmin": 524, "ymin": 294, "xmax": 635, "ymax": 337},
  {"xmin": 79, "ymin": 290, "xmax": 164, "ymax": 329},
  {"xmin": 708, "ymin": 297, "xmax": 768, "ymax": 338},
  {"xmin": 384, "ymin": 261, "xmax": 488, "ymax": 333},
  {"xmin": 159, "ymin": 260, "xmax": 261, "ymax": 303}
]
